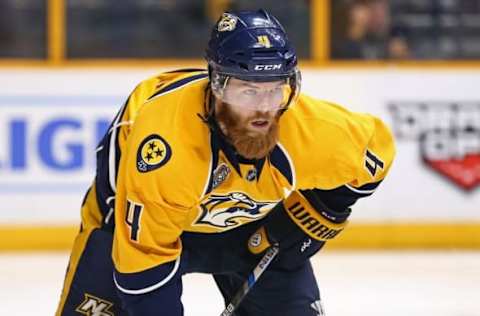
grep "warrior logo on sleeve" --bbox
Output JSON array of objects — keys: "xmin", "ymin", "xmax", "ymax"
[
  {"xmin": 195, "ymin": 192, "xmax": 278, "ymax": 230},
  {"xmin": 137, "ymin": 134, "xmax": 172, "ymax": 173}
]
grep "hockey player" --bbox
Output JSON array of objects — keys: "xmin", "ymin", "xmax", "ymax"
[{"xmin": 56, "ymin": 9, "xmax": 395, "ymax": 316}]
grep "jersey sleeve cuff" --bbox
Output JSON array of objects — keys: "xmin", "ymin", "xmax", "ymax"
[
  {"xmin": 344, "ymin": 180, "xmax": 382, "ymax": 196},
  {"xmin": 113, "ymin": 256, "xmax": 181, "ymax": 295}
]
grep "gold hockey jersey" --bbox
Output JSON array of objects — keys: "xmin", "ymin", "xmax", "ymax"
[{"xmin": 80, "ymin": 69, "xmax": 394, "ymax": 275}]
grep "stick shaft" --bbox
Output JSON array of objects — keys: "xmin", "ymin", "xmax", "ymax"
[{"xmin": 219, "ymin": 245, "xmax": 279, "ymax": 316}]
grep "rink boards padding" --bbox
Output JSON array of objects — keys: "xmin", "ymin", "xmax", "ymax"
[{"xmin": 1, "ymin": 223, "xmax": 479, "ymax": 251}]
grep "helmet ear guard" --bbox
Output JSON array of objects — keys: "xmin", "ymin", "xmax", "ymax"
[
  {"xmin": 208, "ymin": 66, "xmax": 229, "ymax": 99},
  {"xmin": 284, "ymin": 68, "xmax": 302, "ymax": 110}
]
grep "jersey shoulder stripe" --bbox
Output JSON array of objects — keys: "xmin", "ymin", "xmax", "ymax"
[
  {"xmin": 147, "ymin": 72, "xmax": 208, "ymax": 102},
  {"xmin": 164, "ymin": 68, "xmax": 207, "ymax": 74},
  {"xmin": 270, "ymin": 144, "xmax": 294, "ymax": 186}
]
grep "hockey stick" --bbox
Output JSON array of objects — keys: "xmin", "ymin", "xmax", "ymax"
[{"xmin": 219, "ymin": 245, "xmax": 280, "ymax": 316}]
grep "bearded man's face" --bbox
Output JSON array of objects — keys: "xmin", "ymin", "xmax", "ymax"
[
  {"xmin": 214, "ymin": 77, "xmax": 289, "ymax": 159},
  {"xmin": 215, "ymin": 101, "xmax": 281, "ymax": 159}
]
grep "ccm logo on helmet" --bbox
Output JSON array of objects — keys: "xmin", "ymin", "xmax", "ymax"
[{"xmin": 254, "ymin": 64, "xmax": 282, "ymax": 71}]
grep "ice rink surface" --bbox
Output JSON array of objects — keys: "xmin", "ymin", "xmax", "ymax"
[{"xmin": 1, "ymin": 251, "xmax": 479, "ymax": 316}]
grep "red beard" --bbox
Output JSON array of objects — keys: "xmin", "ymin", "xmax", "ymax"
[{"xmin": 215, "ymin": 103, "xmax": 280, "ymax": 159}]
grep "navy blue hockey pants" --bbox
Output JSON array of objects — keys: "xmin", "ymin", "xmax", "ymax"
[{"xmin": 56, "ymin": 226, "xmax": 324, "ymax": 316}]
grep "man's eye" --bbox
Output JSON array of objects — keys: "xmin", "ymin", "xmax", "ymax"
[
  {"xmin": 272, "ymin": 87, "xmax": 283, "ymax": 94},
  {"xmin": 243, "ymin": 89, "xmax": 258, "ymax": 96}
]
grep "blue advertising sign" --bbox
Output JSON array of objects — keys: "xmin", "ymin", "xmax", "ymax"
[{"xmin": 0, "ymin": 95, "xmax": 122, "ymax": 221}]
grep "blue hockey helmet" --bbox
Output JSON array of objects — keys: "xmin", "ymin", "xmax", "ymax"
[{"xmin": 206, "ymin": 9, "xmax": 301, "ymax": 110}]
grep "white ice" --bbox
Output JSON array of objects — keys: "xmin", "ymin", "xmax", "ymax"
[{"xmin": 1, "ymin": 251, "xmax": 479, "ymax": 315}]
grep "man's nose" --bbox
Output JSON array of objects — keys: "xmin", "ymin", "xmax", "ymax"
[{"xmin": 256, "ymin": 93, "xmax": 274, "ymax": 111}]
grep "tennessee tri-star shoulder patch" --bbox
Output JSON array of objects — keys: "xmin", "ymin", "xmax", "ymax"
[{"xmin": 136, "ymin": 134, "xmax": 172, "ymax": 173}]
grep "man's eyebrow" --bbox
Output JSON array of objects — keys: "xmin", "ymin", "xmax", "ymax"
[
  {"xmin": 241, "ymin": 82, "xmax": 259, "ymax": 88},
  {"xmin": 240, "ymin": 81, "xmax": 284, "ymax": 88}
]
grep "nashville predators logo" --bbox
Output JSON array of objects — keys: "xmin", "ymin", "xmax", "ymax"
[
  {"xmin": 136, "ymin": 134, "xmax": 172, "ymax": 173},
  {"xmin": 75, "ymin": 293, "xmax": 114, "ymax": 316},
  {"xmin": 217, "ymin": 13, "xmax": 237, "ymax": 32},
  {"xmin": 195, "ymin": 192, "xmax": 278, "ymax": 230}
]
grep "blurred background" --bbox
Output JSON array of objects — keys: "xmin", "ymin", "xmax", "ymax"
[
  {"xmin": 0, "ymin": 0, "xmax": 479, "ymax": 315},
  {"xmin": 4, "ymin": 0, "xmax": 480, "ymax": 61}
]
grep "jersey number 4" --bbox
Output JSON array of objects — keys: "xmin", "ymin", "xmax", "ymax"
[{"xmin": 126, "ymin": 200, "xmax": 144, "ymax": 242}]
